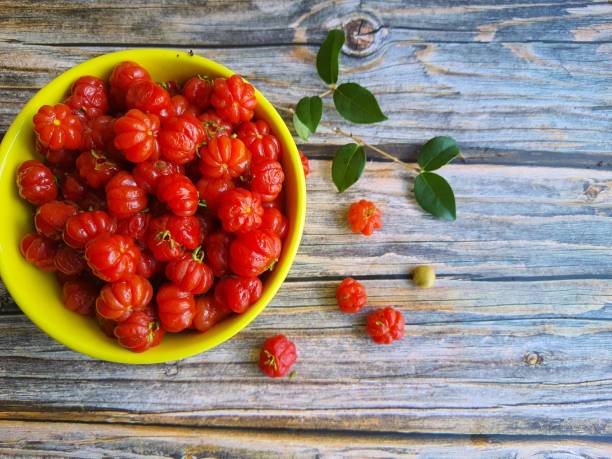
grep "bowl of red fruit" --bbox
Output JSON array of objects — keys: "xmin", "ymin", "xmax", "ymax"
[{"xmin": 0, "ymin": 49, "xmax": 306, "ymax": 363}]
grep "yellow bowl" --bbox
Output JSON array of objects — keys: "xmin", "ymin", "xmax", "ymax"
[{"xmin": 0, "ymin": 49, "xmax": 306, "ymax": 364}]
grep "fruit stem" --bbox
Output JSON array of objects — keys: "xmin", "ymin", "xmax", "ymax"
[
  {"xmin": 156, "ymin": 230, "xmax": 175, "ymax": 249},
  {"xmin": 332, "ymin": 127, "xmax": 419, "ymax": 174},
  {"xmin": 192, "ymin": 246, "xmax": 205, "ymax": 263},
  {"xmin": 263, "ymin": 350, "xmax": 278, "ymax": 370}
]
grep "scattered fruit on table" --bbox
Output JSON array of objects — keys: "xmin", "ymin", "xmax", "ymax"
[
  {"xmin": 336, "ymin": 277, "xmax": 367, "ymax": 313},
  {"xmin": 366, "ymin": 307, "xmax": 405, "ymax": 345},
  {"xmin": 412, "ymin": 265, "xmax": 436, "ymax": 288},
  {"xmin": 347, "ymin": 199, "xmax": 382, "ymax": 236},
  {"xmin": 259, "ymin": 334, "xmax": 297, "ymax": 377}
]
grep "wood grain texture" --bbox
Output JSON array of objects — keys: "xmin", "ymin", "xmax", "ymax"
[
  {"xmin": 1, "ymin": 421, "xmax": 611, "ymax": 459},
  {"xmin": 1, "ymin": 0, "xmax": 611, "ymax": 45},
  {"xmin": 0, "ymin": 2, "xmax": 611, "ymax": 160},
  {"xmin": 0, "ymin": 0, "xmax": 611, "ymax": 452},
  {"xmin": 1, "ymin": 41, "xmax": 610, "ymax": 159},
  {"xmin": 1, "ymin": 298, "xmax": 610, "ymax": 435}
]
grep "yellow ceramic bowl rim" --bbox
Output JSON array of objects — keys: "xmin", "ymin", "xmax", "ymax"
[{"xmin": 0, "ymin": 49, "xmax": 306, "ymax": 364}]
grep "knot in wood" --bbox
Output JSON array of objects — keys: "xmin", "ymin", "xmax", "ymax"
[
  {"xmin": 342, "ymin": 13, "xmax": 383, "ymax": 57},
  {"xmin": 165, "ymin": 362, "xmax": 180, "ymax": 376},
  {"xmin": 583, "ymin": 181, "xmax": 608, "ymax": 201},
  {"xmin": 524, "ymin": 351, "xmax": 543, "ymax": 366}
]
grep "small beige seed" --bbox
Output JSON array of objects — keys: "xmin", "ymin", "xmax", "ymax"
[{"xmin": 413, "ymin": 265, "xmax": 436, "ymax": 288}]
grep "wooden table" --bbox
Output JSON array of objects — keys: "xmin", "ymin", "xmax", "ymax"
[{"xmin": 1, "ymin": 1, "xmax": 611, "ymax": 457}]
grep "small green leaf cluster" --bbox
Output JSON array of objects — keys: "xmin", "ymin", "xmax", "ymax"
[
  {"xmin": 293, "ymin": 29, "xmax": 386, "ymax": 141},
  {"xmin": 293, "ymin": 29, "xmax": 459, "ymax": 221}
]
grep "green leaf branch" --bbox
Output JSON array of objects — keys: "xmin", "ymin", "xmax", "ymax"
[{"xmin": 285, "ymin": 29, "xmax": 460, "ymax": 221}]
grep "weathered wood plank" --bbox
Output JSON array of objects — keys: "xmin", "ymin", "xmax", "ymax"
[
  {"xmin": 294, "ymin": 161, "xmax": 612, "ymax": 278},
  {"xmin": 0, "ymin": 282, "xmax": 15, "ymax": 314},
  {"xmin": 3, "ymin": 276, "xmax": 611, "ymax": 322},
  {"xmin": 0, "ymin": 421, "xmax": 611, "ymax": 459},
  {"xmin": 0, "ymin": 0, "xmax": 611, "ymax": 444},
  {"xmin": 0, "ymin": 310, "xmax": 610, "ymax": 435},
  {"xmin": 0, "ymin": 32, "xmax": 610, "ymax": 158},
  {"xmin": 1, "ymin": 0, "xmax": 610, "ymax": 45}
]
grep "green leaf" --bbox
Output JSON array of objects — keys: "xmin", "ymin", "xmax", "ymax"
[
  {"xmin": 418, "ymin": 136, "xmax": 460, "ymax": 171},
  {"xmin": 293, "ymin": 112, "xmax": 311, "ymax": 141},
  {"xmin": 414, "ymin": 172, "xmax": 456, "ymax": 221},
  {"xmin": 333, "ymin": 83, "xmax": 387, "ymax": 124},
  {"xmin": 332, "ymin": 143, "xmax": 366, "ymax": 192},
  {"xmin": 293, "ymin": 96, "xmax": 323, "ymax": 141},
  {"xmin": 316, "ymin": 29, "xmax": 345, "ymax": 85}
]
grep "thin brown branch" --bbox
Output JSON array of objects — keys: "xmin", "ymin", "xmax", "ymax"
[
  {"xmin": 275, "ymin": 105, "xmax": 294, "ymax": 115},
  {"xmin": 332, "ymin": 127, "xmax": 419, "ymax": 173}
]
